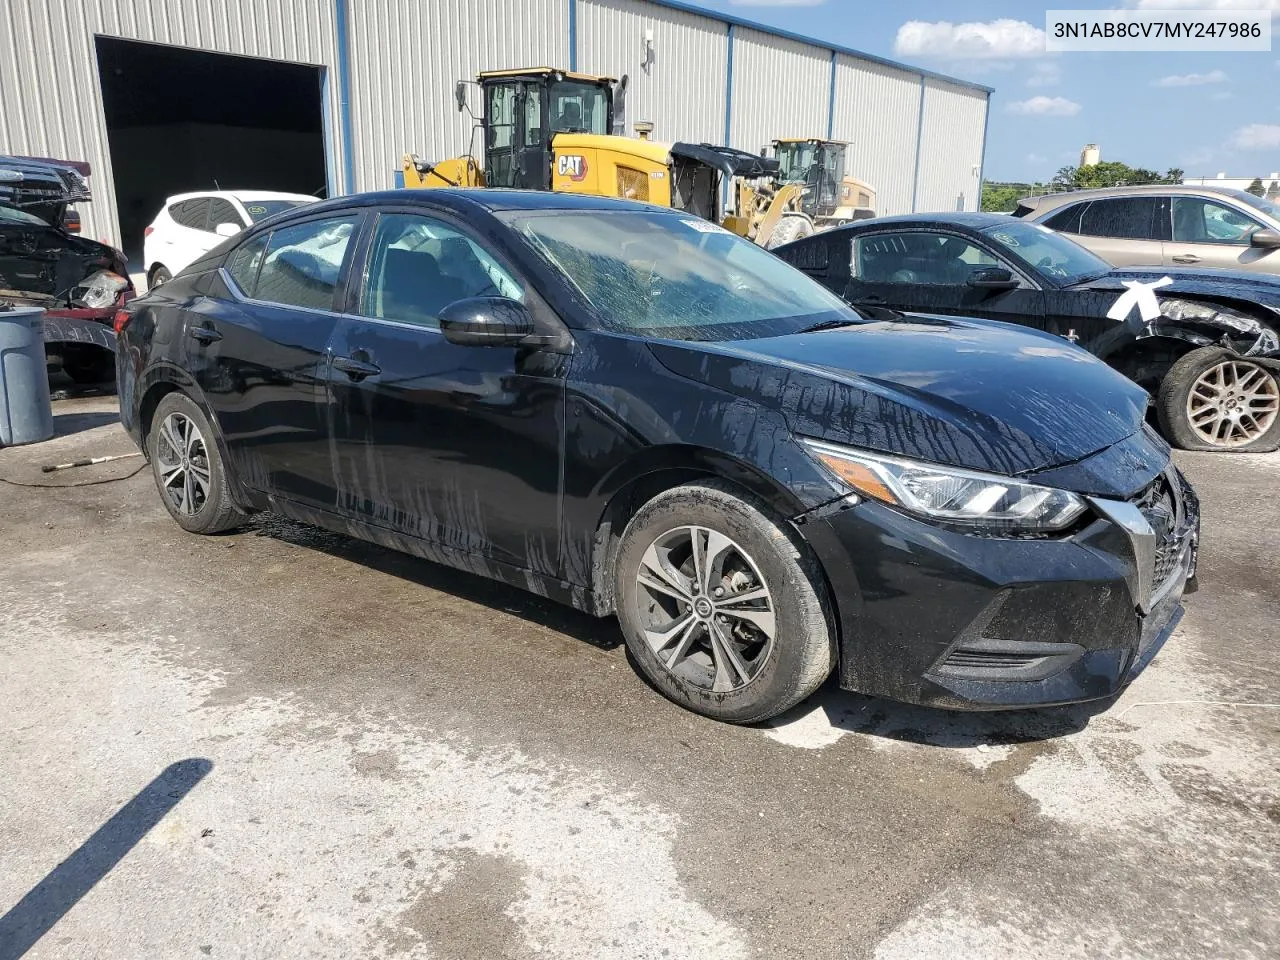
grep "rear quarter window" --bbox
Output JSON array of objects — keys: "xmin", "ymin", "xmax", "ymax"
[
  {"xmin": 1043, "ymin": 202, "xmax": 1086, "ymax": 234},
  {"xmin": 225, "ymin": 234, "xmax": 269, "ymax": 296}
]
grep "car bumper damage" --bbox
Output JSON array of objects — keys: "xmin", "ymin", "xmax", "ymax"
[{"xmin": 799, "ymin": 457, "xmax": 1200, "ymax": 710}]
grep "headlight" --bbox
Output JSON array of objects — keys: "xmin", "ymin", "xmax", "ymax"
[
  {"xmin": 800, "ymin": 438, "xmax": 1087, "ymax": 534},
  {"xmin": 73, "ymin": 270, "xmax": 129, "ymax": 309}
]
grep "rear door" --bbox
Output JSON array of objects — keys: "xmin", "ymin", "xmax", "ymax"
[
  {"xmin": 844, "ymin": 229, "xmax": 1047, "ymax": 330},
  {"xmin": 189, "ymin": 211, "xmax": 361, "ymax": 508},
  {"xmin": 325, "ymin": 208, "xmax": 567, "ymax": 574},
  {"xmin": 1164, "ymin": 195, "xmax": 1280, "ymax": 272},
  {"xmin": 1073, "ymin": 196, "xmax": 1164, "ymax": 266}
]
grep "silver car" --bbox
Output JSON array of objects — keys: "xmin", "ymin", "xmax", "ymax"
[{"xmin": 1016, "ymin": 184, "xmax": 1280, "ymax": 274}]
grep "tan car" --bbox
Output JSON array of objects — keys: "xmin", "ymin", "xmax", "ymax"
[{"xmin": 1015, "ymin": 184, "xmax": 1280, "ymax": 273}]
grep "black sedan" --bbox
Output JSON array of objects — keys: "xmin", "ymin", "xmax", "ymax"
[
  {"xmin": 116, "ymin": 190, "xmax": 1198, "ymax": 722},
  {"xmin": 774, "ymin": 212, "xmax": 1280, "ymax": 452}
]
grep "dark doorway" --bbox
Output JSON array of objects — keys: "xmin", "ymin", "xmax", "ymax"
[{"xmin": 94, "ymin": 36, "xmax": 329, "ymax": 257}]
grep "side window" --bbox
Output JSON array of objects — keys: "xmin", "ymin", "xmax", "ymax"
[
  {"xmin": 1043, "ymin": 202, "xmax": 1085, "ymax": 234},
  {"xmin": 360, "ymin": 213, "xmax": 523, "ymax": 329},
  {"xmin": 776, "ymin": 235, "xmax": 830, "ymax": 274},
  {"xmin": 207, "ymin": 198, "xmax": 241, "ymax": 231},
  {"xmin": 525, "ymin": 85, "xmax": 543, "ymax": 146},
  {"xmin": 225, "ymin": 234, "xmax": 269, "ymax": 296},
  {"xmin": 254, "ymin": 216, "xmax": 356, "ymax": 311},
  {"xmin": 853, "ymin": 232, "xmax": 1001, "ymax": 285},
  {"xmin": 170, "ymin": 199, "xmax": 209, "ymax": 229},
  {"xmin": 1078, "ymin": 197, "xmax": 1158, "ymax": 240},
  {"xmin": 1172, "ymin": 197, "xmax": 1264, "ymax": 244}
]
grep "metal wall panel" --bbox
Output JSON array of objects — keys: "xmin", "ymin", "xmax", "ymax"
[
  {"xmin": 727, "ymin": 27, "xmax": 829, "ymax": 156},
  {"xmin": 346, "ymin": 0, "xmax": 567, "ymax": 193},
  {"xmin": 915, "ymin": 79, "xmax": 988, "ymax": 213},
  {"xmin": 0, "ymin": 0, "xmax": 341, "ymax": 246},
  {"xmin": 576, "ymin": 0, "xmax": 727, "ymax": 146},
  {"xmin": 830, "ymin": 56, "xmax": 922, "ymax": 217}
]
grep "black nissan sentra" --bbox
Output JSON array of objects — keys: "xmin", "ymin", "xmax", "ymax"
[{"xmin": 116, "ymin": 190, "xmax": 1199, "ymax": 723}]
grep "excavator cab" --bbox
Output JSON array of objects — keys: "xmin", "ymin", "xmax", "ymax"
[
  {"xmin": 773, "ymin": 139, "xmax": 847, "ymax": 219},
  {"xmin": 476, "ymin": 68, "xmax": 615, "ymax": 190}
]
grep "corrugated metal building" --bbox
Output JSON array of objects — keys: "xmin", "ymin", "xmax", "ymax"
[{"xmin": 1, "ymin": 0, "xmax": 990, "ymax": 251}]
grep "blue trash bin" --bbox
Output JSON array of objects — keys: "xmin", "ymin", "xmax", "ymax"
[{"xmin": 0, "ymin": 306, "xmax": 55, "ymax": 446}]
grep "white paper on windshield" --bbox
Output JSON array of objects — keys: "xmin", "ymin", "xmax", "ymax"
[{"xmin": 681, "ymin": 219, "xmax": 731, "ymax": 234}]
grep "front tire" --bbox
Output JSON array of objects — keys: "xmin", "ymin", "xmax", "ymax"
[
  {"xmin": 148, "ymin": 265, "xmax": 172, "ymax": 290},
  {"xmin": 148, "ymin": 392, "xmax": 246, "ymax": 534},
  {"xmin": 614, "ymin": 481, "xmax": 836, "ymax": 723},
  {"xmin": 765, "ymin": 214, "xmax": 814, "ymax": 250},
  {"xmin": 1157, "ymin": 347, "xmax": 1280, "ymax": 452}
]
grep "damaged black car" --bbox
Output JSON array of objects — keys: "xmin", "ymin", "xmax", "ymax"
[
  {"xmin": 774, "ymin": 213, "xmax": 1280, "ymax": 451},
  {"xmin": 117, "ymin": 191, "xmax": 1198, "ymax": 723},
  {"xmin": 1, "ymin": 156, "xmax": 133, "ymax": 384}
]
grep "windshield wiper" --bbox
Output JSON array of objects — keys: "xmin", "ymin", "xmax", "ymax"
[{"xmin": 796, "ymin": 317, "xmax": 862, "ymax": 334}]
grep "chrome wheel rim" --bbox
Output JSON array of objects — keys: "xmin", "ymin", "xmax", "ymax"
[
  {"xmin": 155, "ymin": 412, "xmax": 211, "ymax": 515},
  {"xmin": 1186, "ymin": 359, "xmax": 1280, "ymax": 448},
  {"xmin": 635, "ymin": 526, "xmax": 776, "ymax": 693}
]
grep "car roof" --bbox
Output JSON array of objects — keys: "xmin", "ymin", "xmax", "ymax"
[
  {"xmin": 163, "ymin": 190, "xmax": 317, "ymax": 204},
  {"xmin": 1020, "ymin": 183, "xmax": 1268, "ymax": 214},
  {"xmin": 271, "ymin": 188, "xmax": 675, "ymax": 219},
  {"xmin": 837, "ymin": 211, "xmax": 1006, "ymax": 232}
]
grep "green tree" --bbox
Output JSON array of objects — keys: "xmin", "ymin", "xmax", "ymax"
[
  {"xmin": 1050, "ymin": 161, "xmax": 1183, "ymax": 192},
  {"xmin": 1247, "ymin": 177, "xmax": 1265, "ymax": 197},
  {"xmin": 1164, "ymin": 168, "xmax": 1184, "ymax": 185}
]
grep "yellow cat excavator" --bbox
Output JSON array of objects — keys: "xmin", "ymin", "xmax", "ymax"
[{"xmin": 402, "ymin": 67, "xmax": 787, "ymax": 239}]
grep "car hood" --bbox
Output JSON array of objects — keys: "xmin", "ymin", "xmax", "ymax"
[
  {"xmin": 649, "ymin": 314, "xmax": 1151, "ymax": 478},
  {"xmin": 1071, "ymin": 266, "xmax": 1280, "ymax": 309}
]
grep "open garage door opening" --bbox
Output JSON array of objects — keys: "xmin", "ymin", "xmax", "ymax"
[{"xmin": 95, "ymin": 36, "xmax": 329, "ymax": 259}]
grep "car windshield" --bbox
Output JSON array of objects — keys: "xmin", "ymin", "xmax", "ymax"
[
  {"xmin": 981, "ymin": 220, "xmax": 1110, "ymax": 284},
  {"xmin": 240, "ymin": 199, "xmax": 309, "ymax": 222},
  {"xmin": 1232, "ymin": 190, "xmax": 1280, "ymax": 221},
  {"xmin": 0, "ymin": 203, "xmax": 49, "ymax": 226},
  {"xmin": 507, "ymin": 210, "xmax": 857, "ymax": 340}
]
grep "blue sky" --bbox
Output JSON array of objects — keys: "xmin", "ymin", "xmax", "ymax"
[{"xmin": 690, "ymin": 0, "xmax": 1280, "ymax": 183}]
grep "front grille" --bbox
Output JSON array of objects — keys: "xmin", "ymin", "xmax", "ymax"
[{"xmin": 1132, "ymin": 473, "xmax": 1183, "ymax": 589}]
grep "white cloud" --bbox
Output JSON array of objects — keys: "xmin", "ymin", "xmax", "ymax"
[
  {"xmin": 894, "ymin": 19, "xmax": 1046, "ymax": 59},
  {"xmin": 1027, "ymin": 152, "xmax": 1048, "ymax": 164},
  {"xmin": 1153, "ymin": 69, "xmax": 1228, "ymax": 87},
  {"xmin": 1026, "ymin": 62, "xmax": 1061, "ymax": 87},
  {"xmin": 1131, "ymin": 0, "xmax": 1280, "ymax": 13},
  {"xmin": 1232, "ymin": 124, "xmax": 1280, "ymax": 149},
  {"xmin": 1007, "ymin": 96, "xmax": 1081, "ymax": 116}
]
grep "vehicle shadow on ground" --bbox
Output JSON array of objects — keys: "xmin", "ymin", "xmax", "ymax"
[
  {"xmin": 760, "ymin": 676, "xmax": 1107, "ymax": 750},
  {"xmin": 0, "ymin": 758, "xmax": 211, "ymax": 960},
  {"xmin": 252, "ymin": 515, "xmax": 624, "ymax": 651},
  {"xmin": 51, "ymin": 409, "xmax": 120, "ymax": 438}
]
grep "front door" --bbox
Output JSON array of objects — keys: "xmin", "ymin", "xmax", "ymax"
[
  {"xmin": 844, "ymin": 230, "xmax": 1047, "ymax": 330},
  {"xmin": 191, "ymin": 212, "xmax": 359, "ymax": 508},
  {"xmin": 484, "ymin": 80, "xmax": 549, "ymax": 191},
  {"xmin": 325, "ymin": 210, "xmax": 566, "ymax": 575},
  {"xmin": 1165, "ymin": 195, "xmax": 1280, "ymax": 272}
]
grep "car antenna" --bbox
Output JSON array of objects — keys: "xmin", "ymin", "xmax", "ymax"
[{"xmin": 213, "ymin": 178, "xmax": 221, "ymax": 190}]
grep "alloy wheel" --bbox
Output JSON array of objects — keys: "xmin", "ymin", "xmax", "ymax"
[
  {"xmin": 155, "ymin": 411, "xmax": 212, "ymax": 515},
  {"xmin": 1186, "ymin": 359, "xmax": 1280, "ymax": 448},
  {"xmin": 635, "ymin": 525, "xmax": 776, "ymax": 693}
]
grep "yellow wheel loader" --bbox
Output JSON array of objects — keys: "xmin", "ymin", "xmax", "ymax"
[
  {"xmin": 402, "ymin": 68, "xmax": 772, "ymax": 226},
  {"xmin": 724, "ymin": 138, "xmax": 879, "ymax": 249}
]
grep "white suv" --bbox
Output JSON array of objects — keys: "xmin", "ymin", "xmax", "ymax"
[{"xmin": 143, "ymin": 190, "xmax": 316, "ymax": 290}]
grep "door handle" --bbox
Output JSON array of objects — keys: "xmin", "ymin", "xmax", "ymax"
[
  {"xmin": 333, "ymin": 354, "xmax": 381, "ymax": 380},
  {"xmin": 1172, "ymin": 254, "xmax": 1201, "ymax": 264},
  {"xmin": 189, "ymin": 324, "xmax": 221, "ymax": 343}
]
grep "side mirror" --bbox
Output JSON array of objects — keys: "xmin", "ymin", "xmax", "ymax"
[
  {"xmin": 214, "ymin": 222, "xmax": 241, "ymax": 238},
  {"xmin": 967, "ymin": 267, "xmax": 1019, "ymax": 291},
  {"xmin": 455, "ymin": 80, "xmax": 468, "ymax": 113},
  {"xmin": 439, "ymin": 297, "xmax": 535, "ymax": 347},
  {"xmin": 1250, "ymin": 228, "xmax": 1280, "ymax": 249}
]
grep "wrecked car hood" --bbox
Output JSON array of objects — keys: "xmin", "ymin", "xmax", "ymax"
[
  {"xmin": 649, "ymin": 314, "xmax": 1150, "ymax": 477},
  {"xmin": 1073, "ymin": 266, "xmax": 1280, "ymax": 309}
]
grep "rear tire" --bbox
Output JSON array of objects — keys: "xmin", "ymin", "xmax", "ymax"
[
  {"xmin": 613, "ymin": 480, "xmax": 836, "ymax": 724},
  {"xmin": 148, "ymin": 392, "xmax": 246, "ymax": 534},
  {"xmin": 148, "ymin": 265, "xmax": 172, "ymax": 290},
  {"xmin": 1156, "ymin": 347, "xmax": 1280, "ymax": 452},
  {"xmin": 765, "ymin": 215, "xmax": 814, "ymax": 250}
]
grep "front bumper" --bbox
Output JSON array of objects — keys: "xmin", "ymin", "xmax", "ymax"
[{"xmin": 801, "ymin": 465, "xmax": 1199, "ymax": 710}]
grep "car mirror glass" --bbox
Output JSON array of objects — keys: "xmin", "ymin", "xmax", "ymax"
[{"xmin": 214, "ymin": 222, "xmax": 241, "ymax": 238}]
